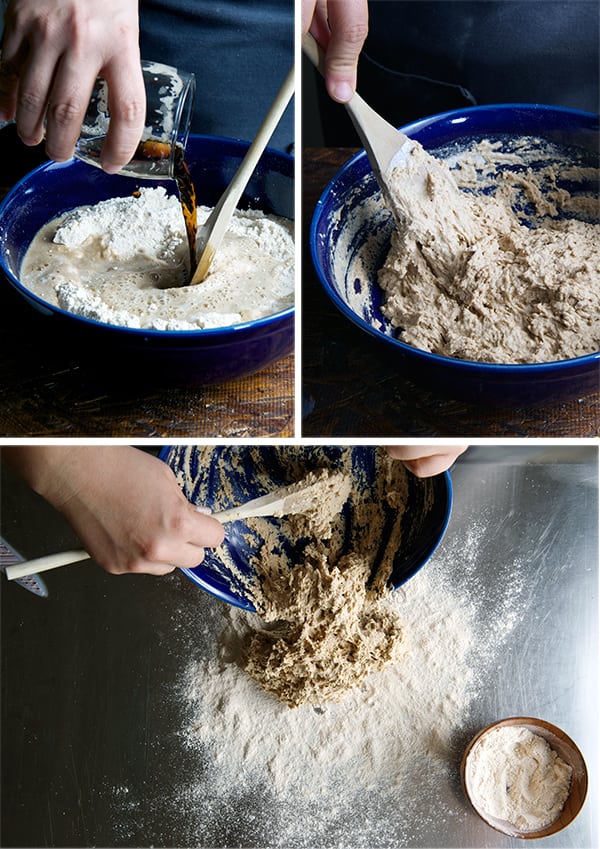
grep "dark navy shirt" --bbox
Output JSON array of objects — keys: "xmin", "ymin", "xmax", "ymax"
[
  {"xmin": 139, "ymin": 0, "xmax": 294, "ymax": 151},
  {"xmin": 312, "ymin": 0, "xmax": 599, "ymax": 145}
]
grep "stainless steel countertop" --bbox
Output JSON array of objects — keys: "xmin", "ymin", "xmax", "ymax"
[{"xmin": 1, "ymin": 445, "xmax": 597, "ymax": 848}]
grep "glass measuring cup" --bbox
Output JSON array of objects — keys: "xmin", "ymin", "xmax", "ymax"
[{"xmin": 0, "ymin": 59, "xmax": 196, "ymax": 179}]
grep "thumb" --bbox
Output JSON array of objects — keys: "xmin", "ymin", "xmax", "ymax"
[
  {"xmin": 323, "ymin": 0, "xmax": 369, "ymax": 103},
  {"xmin": 191, "ymin": 504, "xmax": 225, "ymax": 548}
]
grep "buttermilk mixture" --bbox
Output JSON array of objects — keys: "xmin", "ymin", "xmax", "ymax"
[
  {"xmin": 20, "ymin": 187, "xmax": 294, "ymax": 330},
  {"xmin": 378, "ymin": 136, "xmax": 600, "ymax": 363}
]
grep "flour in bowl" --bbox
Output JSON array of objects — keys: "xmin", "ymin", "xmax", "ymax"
[
  {"xmin": 20, "ymin": 187, "xmax": 294, "ymax": 330},
  {"xmin": 468, "ymin": 725, "xmax": 573, "ymax": 832}
]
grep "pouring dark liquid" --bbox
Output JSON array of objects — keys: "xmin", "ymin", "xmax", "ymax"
[{"xmin": 136, "ymin": 140, "xmax": 198, "ymax": 279}]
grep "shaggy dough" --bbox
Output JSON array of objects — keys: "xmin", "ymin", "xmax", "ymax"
[
  {"xmin": 271, "ymin": 468, "xmax": 352, "ymax": 539},
  {"xmin": 238, "ymin": 453, "xmax": 410, "ymax": 707},
  {"xmin": 379, "ymin": 139, "xmax": 600, "ymax": 363}
]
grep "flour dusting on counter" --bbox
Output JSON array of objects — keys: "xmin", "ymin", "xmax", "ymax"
[
  {"xmin": 108, "ymin": 450, "xmax": 539, "ymax": 849},
  {"xmin": 20, "ymin": 187, "xmax": 294, "ymax": 329}
]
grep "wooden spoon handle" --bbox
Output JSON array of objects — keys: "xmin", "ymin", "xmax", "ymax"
[
  {"xmin": 191, "ymin": 63, "xmax": 295, "ymax": 284},
  {"xmin": 302, "ymin": 32, "xmax": 410, "ymax": 192},
  {"xmin": 4, "ymin": 549, "xmax": 90, "ymax": 580}
]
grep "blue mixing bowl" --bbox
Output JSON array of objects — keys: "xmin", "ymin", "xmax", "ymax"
[
  {"xmin": 310, "ymin": 105, "xmax": 599, "ymax": 406},
  {"xmin": 160, "ymin": 445, "xmax": 452, "ymax": 611},
  {"xmin": 0, "ymin": 135, "xmax": 294, "ymax": 385}
]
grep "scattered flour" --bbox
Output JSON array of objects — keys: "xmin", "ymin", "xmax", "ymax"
[
  {"xmin": 107, "ymin": 451, "xmax": 552, "ymax": 848},
  {"xmin": 20, "ymin": 186, "xmax": 294, "ymax": 330},
  {"xmin": 467, "ymin": 725, "xmax": 572, "ymax": 832},
  {"xmin": 106, "ymin": 507, "xmax": 534, "ymax": 849}
]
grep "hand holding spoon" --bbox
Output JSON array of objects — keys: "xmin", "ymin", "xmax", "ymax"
[
  {"xmin": 3, "ymin": 471, "xmax": 343, "ymax": 581},
  {"xmin": 302, "ymin": 31, "xmax": 477, "ymax": 260}
]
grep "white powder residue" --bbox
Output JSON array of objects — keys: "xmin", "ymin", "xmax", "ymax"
[
  {"xmin": 468, "ymin": 725, "xmax": 572, "ymax": 832},
  {"xmin": 20, "ymin": 187, "xmax": 294, "ymax": 330},
  {"xmin": 183, "ymin": 566, "xmax": 476, "ymax": 799},
  {"xmin": 107, "ymin": 496, "xmax": 533, "ymax": 848},
  {"xmin": 51, "ymin": 187, "xmax": 184, "ymax": 261}
]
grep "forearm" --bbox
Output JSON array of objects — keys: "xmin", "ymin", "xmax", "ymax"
[{"xmin": 2, "ymin": 445, "xmax": 135, "ymax": 510}]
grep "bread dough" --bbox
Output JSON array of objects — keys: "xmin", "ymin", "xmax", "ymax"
[
  {"xmin": 270, "ymin": 468, "xmax": 353, "ymax": 539},
  {"xmin": 241, "ymin": 456, "xmax": 409, "ymax": 707},
  {"xmin": 378, "ymin": 137, "xmax": 600, "ymax": 363}
]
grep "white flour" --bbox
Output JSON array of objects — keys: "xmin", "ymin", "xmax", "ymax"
[
  {"xmin": 20, "ymin": 187, "xmax": 294, "ymax": 330},
  {"xmin": 109, "ymin": 501, "xmax": 533, "ymax": 848},
  {"xmin": 183, "ymin": 566, "xmax": 476, "ymax": 798},
  {"xmin": 468, "ymin": 725, "xmax": 572, "ymax": 832}
]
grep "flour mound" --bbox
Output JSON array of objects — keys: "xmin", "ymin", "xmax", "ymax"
[
  {"xmin": 53, "ymin": 187, "xmax": 184, "ymax": 262},
  {"xmin": 469, "ymin": 725, "xmax": 573, "ymax": 832}
]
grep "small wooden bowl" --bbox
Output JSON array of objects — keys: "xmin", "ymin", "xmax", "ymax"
[{"xmin": 461, "ymin": 717, "xmax": 588, "ymax": 839}]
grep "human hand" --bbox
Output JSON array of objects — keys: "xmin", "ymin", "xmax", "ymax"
[
  {"xmin": 386, "ymin": 446, "xmax": 468, "ymax": 477},
  {"xmin": 3, "ymin": 446, "xmax": 224, "ymax": 575},
  {"xmin": 0, "ymin": 0, "xmax": 145, "ymax": 173},
  {"xmin": 302, "ymin": 0, "xmax": 369, "ymax": 103}
]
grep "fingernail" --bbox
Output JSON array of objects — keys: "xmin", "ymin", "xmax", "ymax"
[
  {"xmin": 101, "ymin": 161, "xmax": 122, "ymax": 175},
  {"xmin": 195, "ymin": 505, "xmax": 212, "ymax": 515},
  {"xmin": 330, "ymin": 81, "xmax": 354, "ymax": 103}
]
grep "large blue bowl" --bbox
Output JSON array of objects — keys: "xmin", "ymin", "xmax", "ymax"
[
  {"xmin": 310, "ymin": 105, "xmax": 599, "ymax": 406},
  {"xmin": 0, "ymin": 135, "xmax": 294, "ymax": 385},
  {"xmin": 160, "ymin": 445, "xmax": 452, "ymax": 611}
]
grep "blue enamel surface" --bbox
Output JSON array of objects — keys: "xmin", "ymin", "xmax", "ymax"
[
  {"xmin": 160, "ymin": 445, "xmax": 452, "ymax": 611},
  {"xmin": 310, "ymin": 105, "xmax": 599, "ymax": 406}
]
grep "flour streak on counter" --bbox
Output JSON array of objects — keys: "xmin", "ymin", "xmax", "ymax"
[
  {"xmin": 107, "ymin": 512, "xmax": 534, "ymax": 848},
  {"xmin": 20, "ymin": 187, "xmax": 294, "ymax": 330}
]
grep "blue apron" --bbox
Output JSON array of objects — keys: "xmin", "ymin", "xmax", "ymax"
[{"xmin": 314, "ymin": 0, "xmax": 598, "ymax": 145}]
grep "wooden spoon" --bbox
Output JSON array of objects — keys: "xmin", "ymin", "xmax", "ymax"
[
  {"xmin": 210, "ymin": 472, "xmax": 341, "ymax": 523},
  {"xmin": 190, "ymin": 64, "xmax": 295, "ymax": 285},
  {"xmin": 3, "ymin": 473, "xmax": 338, "ymax": 581},
  {"xmin": 303, "ymin": 32, "xmax": 478, "ymax": 265},
  {"xmin": 302, "ymin": 33, "xmax": 418, "ymax": 209}
]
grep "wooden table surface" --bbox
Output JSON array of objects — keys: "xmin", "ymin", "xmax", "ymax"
[
  {"xmin": 0, "ymin": 132, "xmax": 294, "ymax": 438},
  {"xmin": 302, "ymin": 147, "xmax": 599, "ymax": 437}
]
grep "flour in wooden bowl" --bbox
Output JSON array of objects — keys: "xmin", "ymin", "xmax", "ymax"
[
  {"xmin": 20, "ymin": 187, "xmax": 294, "ymax": 330},
  {"xmin": 467, "ymin": 725, "xmax": 573, "ymax": 833}
]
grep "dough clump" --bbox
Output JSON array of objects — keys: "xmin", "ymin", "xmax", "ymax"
[
  {"xmin": 239, "ymin": 456, "xmax": 410, "ymax": 707},
  {"xmin": 379, "ymin": 139, "xmax": 600, "ymax": 363}
]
